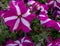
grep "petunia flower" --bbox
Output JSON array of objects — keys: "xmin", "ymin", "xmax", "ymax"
[
  {"xmin": 47, "ymin": 36, "xmax": 60, "ymax": 46},
  {"xmin": 38, "ymin": 12, "xmax": 60, "ymax": 32},
  {"xmin": 27, "ymin": 0, "xmax": 48, "ymax": 13},
  {"xmin": 46, "ymin": 0, "xmax": 60, "ymax": 17},
  {"xmin": 5, "ymin": 36, "xmax": 34, "ymax": 46},
  {"xmin": 3, "ymin": 1, "xmax": 36, "ymax": 32}
]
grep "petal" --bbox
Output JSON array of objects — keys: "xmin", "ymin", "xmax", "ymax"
[
  {"xmin": 40, "ymin": 18, "xmax": 51, "ymax": 24},
  {"xmin": 48, "ymin": 0, "xmax": 54, "ymax": 5},
  {"xmin": 21, "ymin": 18, "xmax": 31, "ymax": 30},
  {"xmin": 22, "ymin": 9, "xmax": 31, "ymax": 17},
  {"xmin": 5, "ymin": 39, "xmax": 17, "ymax": 46},
  {"xmin": 4, "ymin": 16, "xmax": 17, "ymax": 22},
  {"xmin": 6, "ymin": 44, "xmax": 17, "ymax": 46},
  {"xmin": 23, "ymin": 13, "xmax": 36, "ymax": 22},
  {"xmin": 5, "ymin": 19, "xmax": 17, "ymax": 32},
  {"xmin": 3, "ymin": 10, "xmax": 17, "ymax": 18},
  {"xmin": 13, "ymin": 19, "xmax": 20, "ymax": 31},
  {"xmin": 21, "ymin": 18, "xmax": 31, "ymax": 32},
  {"xmin": 13, "ymin": 3, "xmax": 21, "ymax": 15},
  {"xmin": 18, "ymin": 2, "xmax": 28, "ymax": 14},
  {"xmin": 38, "ymin": 12, "xmax": 48, "ymax": 21},
  {"xmin": 28, "ymin": 1, "xmax": 35, "ymax": 5},
  {"xmin": 56, "ymin": 0, "xmax": 60, "ymax": 3},
  {"xmin": 15, "ymin": 40, "xmax": 20, "ymax": 44},
  {"xmin": 21, "ymin": 37, "xmax": 25, "ymax": 43},
  {"xmin": 24, "ymin": 40, "xmax": 31, "ymax": 43}
]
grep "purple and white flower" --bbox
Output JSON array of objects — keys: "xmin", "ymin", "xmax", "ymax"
[
  {"xmin": 3, "ymin": 1, "xmax": 36, "ymax": 32},
  {"xmin": 38, "ymin": 12, "xmax": 60, "ymax": 32},
  {"xmin": 5, "ymin": 36, "xmax": 34, "ymax": 46}
]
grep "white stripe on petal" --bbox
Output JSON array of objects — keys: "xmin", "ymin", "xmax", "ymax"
[
  {"xmin": 47, "ymin": 43, "xmax": 52, "ymax": 46},
  {"xmin": 6, "ymin": 44, "xmax": 17, "ymax": 46},
  {"xmin": 4, "ymin": 16, "xmax": 17, "ymax": 22},
  {"xmin": 13, "ymin": 2, "xmax": 21, "ymax": 15},
  {"xmin": 21, "ymin": 18, "xmax": 31, "ymax": 30},
  {"xmin": 24, "ymin": 40, "xmax": 31, "ymax": 43},
  {"xmin": 15, "ymin": 40, "xmax": 23, "ymax": 46},
  {"xmin": 15, "ymin": 40, "xmax": 20, "ymax": 44},
  {"xmin": 57, "ymin": 11, "xmax": 60, "ymax": 14},
  {"xmin": 1, "ymin": 13, "xmax": 4, "ymax": 17},
  {"xmin": 28, "ymin": 1, "xmax": 35, "ymax": 5},
  {"xmin": 48, "ymin": 1, "xmax": 54, "ymax": 5},
  {"xmin": 21, "ymin": 37, "xmax": 25, "ymax": 43},
  {"xmin": 56, "ymin": 0, "xmax": 60, "ymax": 3},
  {"xmin": 40, "ymin": 6, "xmax": 44, "ymax": 12},
  {"xmin": 22, "ymin": 9, "xmax": 31, "ymax": 17},
  {"xmin": 40, "ymin": 6, "xmax": 47, "ymax": 13},
  {"xmin": 54, "ymin": 2, "xmax": 60, "ymax": 9},
  {"xmin": 13, "ymin": 18, "xmax": 20, "ymax": 31},
  {"xmin": 19, "ymin": 44, "xmax": 23, "ymax": 46},
  {"xmin": 57, "ymin": 22, "xmax": 60, "ymax": 27},
  {"xmin": 40, "ymin": 18, "xmax": 51, "ymax": 24},
  {"xmin": 39, "ymin": 14, "xmax": 45, "ymax": 17}
]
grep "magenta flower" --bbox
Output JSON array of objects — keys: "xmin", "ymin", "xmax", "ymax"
[
  {"xmin": 38, "ymin": 12, "xmax": 60, "ymax": 32},
  {"xmin": 46, "ymin": 0, "xmax": 60, "ymax": 17},
  {"xmin": 28, "ymin": 1, "xmax": 48, "ymax": 13},
  {"xmin": 3, "ymin": 1, "xmax": 36, "ymax": 32},
  {"xmin": 47, "ymin": 37, "xmax": 60, "ymax": 46},
  {"xmin": 46, "ymin": 0, "xmax": 60, "ymax": 9},
  {"xmin": 5, "ymin": 36, "xmax": 34, "ymax": 46}
]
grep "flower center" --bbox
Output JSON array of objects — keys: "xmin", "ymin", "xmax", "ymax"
[{"xmin": 18, "ymin": 15, "xmax": 22, "ymax": 18}]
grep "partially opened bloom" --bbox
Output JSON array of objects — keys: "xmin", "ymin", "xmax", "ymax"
[
  {"xmin": 46, "ymin": 0, "xmax": 60, "ymax": 17},
  {"xmin": 3, "ymin": 1, "xmax": 36, "ymax": 32},
  {"xmin": 28, "ymin": 0, "xmax": 48, "ymax": 13},
  {"xmin": 38, "ymin": 12, "xmax": 60, "ymax": 32},
  {"xmin": 5, "ymin": 36, "xmax": 34, "ymax": 46},
  {"xmin": 47, "ymin": 37, "xmax": 60, "ymax": 46}
]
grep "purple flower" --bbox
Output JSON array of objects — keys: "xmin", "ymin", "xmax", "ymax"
[
  {"xmin": 47, "ymin": 37, "xmax": 60, "ymax": 46},
  {"xmin": 46, "ymin": 0, "xmax": 60, "ymax": 17},
  {"xmin": 28, "ymin": 1, "xmax": 48, "ymax": 13},
  {"xmin": 3, "ymin": 1, "xmax": 36, "ymax": 32},
  {"xmin": 38, "ymin": 12, "xmax": 60, "ymax": 32},
  {"xmin": 5, "ymin": 36, "xmax": 34, "ymax": 46}
]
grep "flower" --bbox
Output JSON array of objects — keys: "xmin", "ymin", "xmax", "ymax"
[
  {"xmin": 28, "ymin": 1, "xmax": 48, "ymax": 13},
  {"xmin": 47, "ymin": 37, "xmax": 60, "ymax": 46},
  {"xmin": 5, "ymin": 36, "xmax": 34, "ymax": 46},
  {"xmin": 46, "ymin": 0, "xmax": 60, "ymax": 17},
  {"xmin": 38, "ymin": 12, "xmax": 60, "ymax": 32},
  {"xmin": 3, "ymin": 1, "xmax": 36, "ymax": 32}
]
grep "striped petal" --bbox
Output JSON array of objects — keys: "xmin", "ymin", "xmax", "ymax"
[
  {"xmin": 4, "ymin": 16, "xmax": 17, "ymax": 22},
  {"xmin": 22, "ymin": 9, "xmax": 31, "ymax": 17},
  {"xmin": 24, "ymin": 40, "xmax": 31, "ymax": 43},
  {"xmin": 40, "ymin": 19, "xmax": 51, "ymax": 24},
  {"xmin": 13, "ymin": 18, "xmax": 20, "ymax": 31},
  {"xmin": 12, "ymin": 2, "xmax": 21, "ymax": 15},
  {"xmin": 6, "ymin": 44, "xmax": 17, "ymax": 46},
  {"xmin": 21, "ymin": 18, "xmax": 31, "ymax": 30}
]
